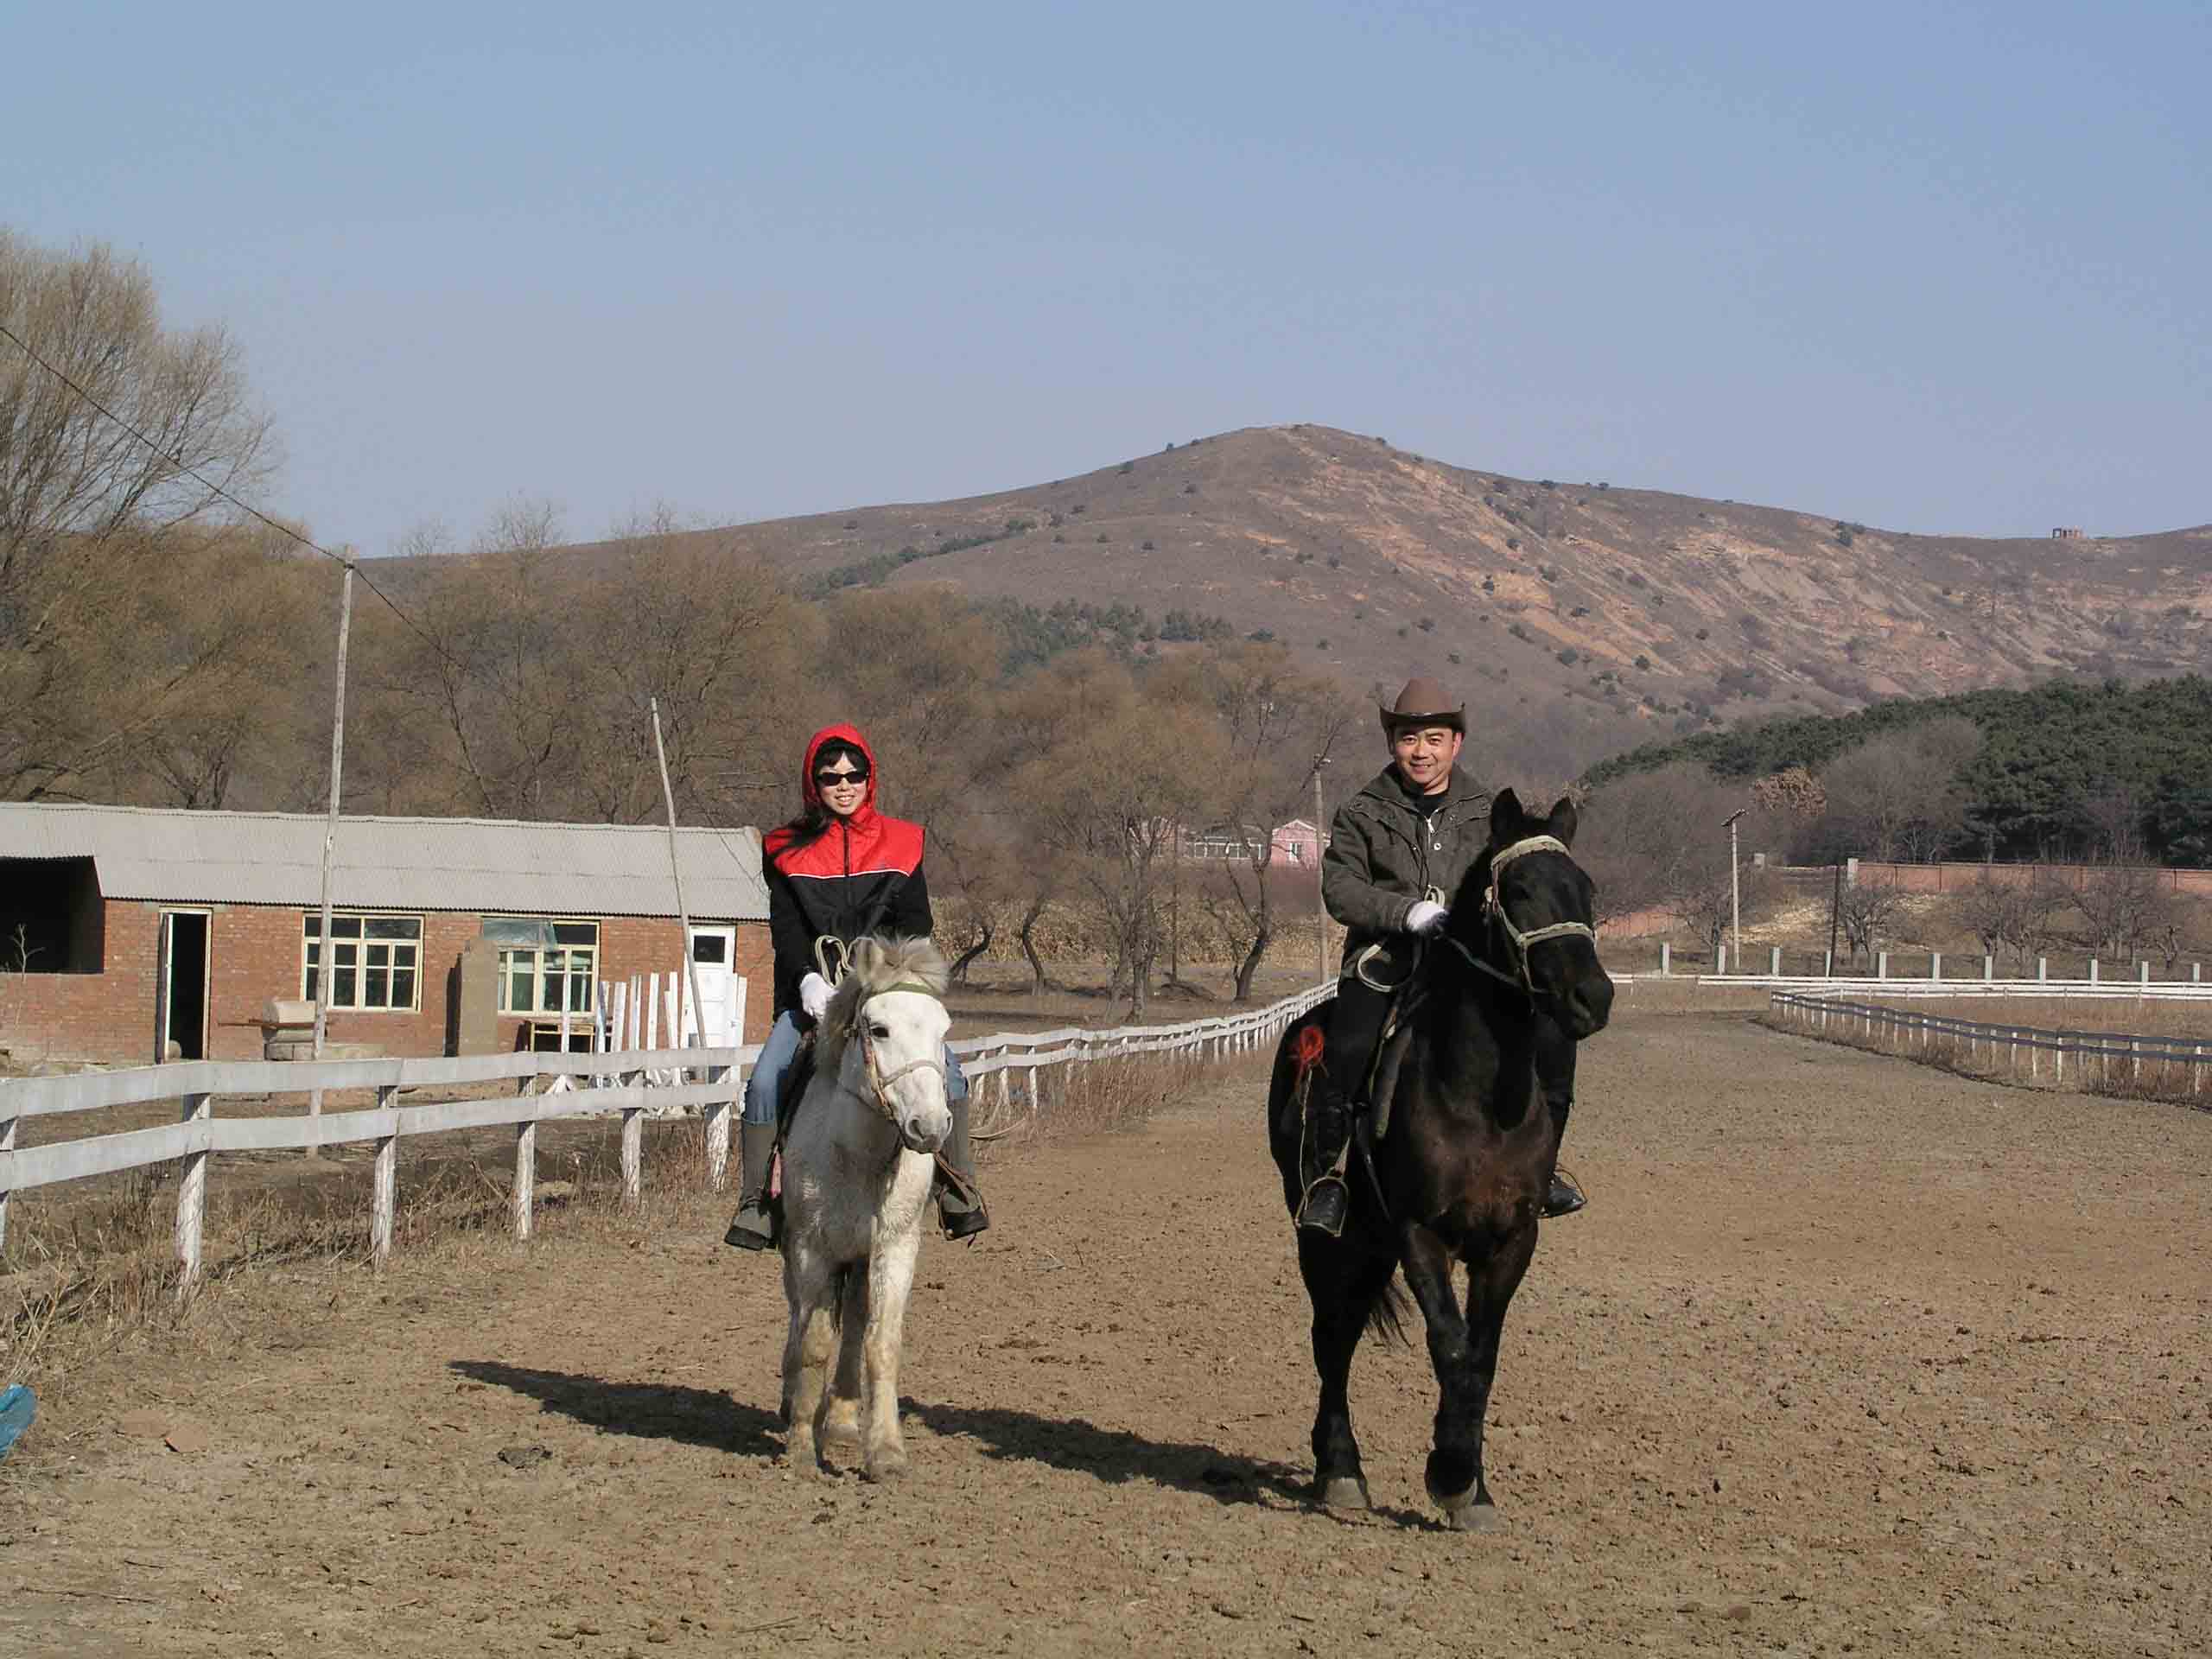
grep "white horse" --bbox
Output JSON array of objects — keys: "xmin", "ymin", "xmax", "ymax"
[{"xmin": 777, "ymin": 935, "xmax": 953, "ymax": 1481}]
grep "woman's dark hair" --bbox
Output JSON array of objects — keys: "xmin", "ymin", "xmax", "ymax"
[{"xmin": 776, "ymin": 739, "xmax": 870, "ymax": 854}]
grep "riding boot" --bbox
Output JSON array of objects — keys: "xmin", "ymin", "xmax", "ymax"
[
  {"xmin": 935, "ymin": 1094, "xmax": 990, "ymax": 1241},
  {"xmin": 1295, "ymin": 1074, "xmax": 1357, "ymax": 1236},
  {"xmin": 1541, "ymin": 1094, "xmax": 1586, "ymax": 1218},
  {"xmin": 721, "ymin": 1121, "xmax": 780, "ymax": 1250}
]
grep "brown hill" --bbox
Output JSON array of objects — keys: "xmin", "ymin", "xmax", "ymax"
[{"xmin": 564, "ymin": 424, "xmax": 2212, "ymax": 778}]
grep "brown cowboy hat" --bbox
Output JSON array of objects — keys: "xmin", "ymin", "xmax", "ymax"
[{"xmin": 1378, "ymin": 676, "xmax": 1465, "ymax": 734}]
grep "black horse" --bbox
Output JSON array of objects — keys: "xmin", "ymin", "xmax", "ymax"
[{"xmin": 1266, "ymin": 788, "xmax": 1613, "ymax": 1529}]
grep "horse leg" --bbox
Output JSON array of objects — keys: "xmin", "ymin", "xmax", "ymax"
[
  {"xmin": 779, "ymin": 1243, "xmax": 838, "ymax": 1473},
  {"xmin": 857, "ymin": 1224, "xmax": 923, "ymax": 1482},
  {"xmin": 1299, "ymin": 1230, "xmax": 1395, "ymax": 1510},
  {"xmin": 1455, "ymin": 1223, "xmax": 1538, "ymax": 1521},
  {"xmin": 821, "ymin": 1266, "xmax": 868, "ymax": 1455},
  {"xmin": 1399, "ymin": 1221, "xmax": 1493, "ymax": 1529}
]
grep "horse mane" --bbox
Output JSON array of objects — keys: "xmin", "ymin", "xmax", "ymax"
[{"xmin": 816, "ymin": 934, "xmax": 950, "ymax": 1073}]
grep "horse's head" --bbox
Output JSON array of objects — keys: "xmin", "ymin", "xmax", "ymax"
[
  {"xmin": 819, "ymin": 935, "xmax": 954, "ymax": 1154},
  {"xmin": 1456, "ymin": 789, "xmax": 1614, "ymax": 1039}
]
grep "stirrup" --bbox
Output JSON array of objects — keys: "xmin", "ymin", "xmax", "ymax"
[
  {"xmin": 1541, "ymin": 1168, "xmax": 1586, "ymax": 1219},
  {"xmin": 722, "ymin": 1200, "xmax": 777, "ymax": 1251},
  {"xmin": 1297, "ymin": 1173, "xmax": 1350, "ymax": 1237}
]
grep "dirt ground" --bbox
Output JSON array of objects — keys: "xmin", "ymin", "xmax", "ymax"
[{"xmin": 4, "ymin": 1003, "xmax": 2208, "ymax": 1658}]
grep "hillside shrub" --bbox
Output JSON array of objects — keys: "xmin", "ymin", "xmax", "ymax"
[{"xmin": 1557, "ymin": 647, "xmax": 1580, "ymax": 666}]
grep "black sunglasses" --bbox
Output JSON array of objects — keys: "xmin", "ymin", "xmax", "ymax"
[{"xmin": 815, "ymin": 766, "xmax": 869, "ymax": 789}]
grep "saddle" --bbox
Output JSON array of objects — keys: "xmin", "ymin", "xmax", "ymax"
[
  {"xmin": 1287, "ymin": 988, "xmax": 1424, "ymax": 1198},
  {"xmin": 767, "ymin": 1028, "xmax": 982, "ymax": 1224}
]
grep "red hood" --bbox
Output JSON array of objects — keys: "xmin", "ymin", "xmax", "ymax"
[{"xmin": 801, "ymin": 723, "xmax": 879, "ymax": 825}]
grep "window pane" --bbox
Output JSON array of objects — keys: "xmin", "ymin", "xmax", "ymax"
[
  {"xmin": 553, "ymin": 921, "xmax": 599, "ymax": 946},
  {"xmin": 509, "ymin": 969, "xmax": 535, "ymax": 1013},
  {"xmin": 334, "ymin": 965, "xmax": 358, "ymax": 1006},
  {"xmin": 365, "ymin": 965, "xmax": 390, "ymax": 1007},
  {"xmin": 692, "ymin": 933, "xmax": 727, "ymax": 963},
  {"xmin": 304, "ymin": 964, "xmax": 320, "ymax": 1001},
  {"xmin": 334, "ymin": 941, "xmax": 359, "ymax": 969},
  {"xmin": 334, "ymin": 916, "xmax": 363, "ymax": 939},
  {"xmin": 303, "ymin": 916, "xmax": 321, "ymax": 939},
  {"xmin": 392, "ymin": 968, "xmax": 416, "ymax": 1009},
  {"xmin": 366, "ymin": 917, "xmax": 421, "ymax": 940}
]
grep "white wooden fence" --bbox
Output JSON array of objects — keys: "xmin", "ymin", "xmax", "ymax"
[
  {"xmin": 1765, "ymin": 988, "xmax": 2212, "ymax": 1098},
  {"xmin": 0, "ymin": 985, "xmax": 1331, "ymax": 1299}
]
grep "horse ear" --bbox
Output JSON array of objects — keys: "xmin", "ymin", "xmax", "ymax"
[
  {"xmin": 1546, "ymin": 794, "xmax": 1579, "ymax": 848},
  {"xmin": 1489, "ymin": 787, "xmax": 1525, "ymax": 840},
  {"xmin": 851, "ymin": 937, "xmax": 887, "ymax": 982}
]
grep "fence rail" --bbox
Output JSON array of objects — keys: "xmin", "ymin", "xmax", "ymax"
[
  {"xmin": 1765, "ymin": 988, "xmax": 2212, "ymax": 1099},
  {"xmin": 0, "ymin": 985, "xmax": 1331, "ymax": 1297}
]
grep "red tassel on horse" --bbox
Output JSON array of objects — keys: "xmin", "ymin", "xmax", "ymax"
[{"xmin": 1293, "ymin": 1022, "xmax": 1327, "ymax": 1080}]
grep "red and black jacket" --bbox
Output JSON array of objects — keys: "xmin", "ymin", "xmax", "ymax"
[{"xmin": 760, "ymin": 723, "xmax": 932, "ymax": 1020}]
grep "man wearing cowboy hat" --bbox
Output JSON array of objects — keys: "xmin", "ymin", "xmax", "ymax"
[{"xmin": 1296, "ymin": 676, "xmax": 1586, "ymax": 1233}]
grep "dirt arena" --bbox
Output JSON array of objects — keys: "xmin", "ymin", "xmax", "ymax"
[{"xmin": 5, "ymin": 1000, "xmax": 2208, "ymax": 1657}]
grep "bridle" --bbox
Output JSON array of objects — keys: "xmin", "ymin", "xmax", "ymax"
[
  {"xmin": 845, "ymin": 978, "xmax": 949, "ymax": 1131},
  {"xmin": 1442, "ymin": 834, "xmax": 1598, "ymax": 998}
]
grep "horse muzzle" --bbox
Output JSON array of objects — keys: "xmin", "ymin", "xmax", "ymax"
[
  {"xmin": 1559, "ymin": 967, "xmax": 1615, "ymax": 1039},
  {"xmin": 896, "ymin": 1104, "xmax": 951, "ymax": 1157}
]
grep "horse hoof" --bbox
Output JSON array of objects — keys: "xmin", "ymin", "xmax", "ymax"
[
  {"xmin": 1316, "ymin": 1475, "xmax": 1371, "ymax": 1511},
  {"xmin": 820, "ymin": 1408, "xmax": 861, "ymax": 1451},
  {"xmin": 1441, "ymin": 1499, "xmax": 1501, "ymax": 1533},
  {"xmin": 862, "ymin": 1449, "xmax": 910, "ymax": 1483}
]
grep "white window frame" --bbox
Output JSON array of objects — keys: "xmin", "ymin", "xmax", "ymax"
[
  {"xmin": 302, "ymin": 912, "xmax": 424, "ymax": 1013},
  {"xmin": 491, "ymin": 918, "xmax": 601, "ymax": 1016}
]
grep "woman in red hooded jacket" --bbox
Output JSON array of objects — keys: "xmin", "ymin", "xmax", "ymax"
[{"xmin": 722, "ymin": 724, "xmax": 988, "ymax": 1250}]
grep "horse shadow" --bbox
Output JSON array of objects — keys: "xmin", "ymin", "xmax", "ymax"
[
  {"xmin": 906, "ymin": 1399, "xmax": 1441, "ymax": 1529},
  {"xmin": 448, "ymin": 1359, "xmax": 783, "ymax": 1458}
]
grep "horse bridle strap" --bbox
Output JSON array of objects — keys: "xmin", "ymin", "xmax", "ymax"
[
  {"xmin": 1463, "ymin": 833, "xmax": 1599, "ymax": 995},
  {"xmin": 850, "ymin": 982, "xmax": 949, "ymax": 1128}
]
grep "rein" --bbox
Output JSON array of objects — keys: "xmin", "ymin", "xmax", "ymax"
[{"xmin": 1444, "ymin": 833, "xmax": 1598, "ymax": 998}]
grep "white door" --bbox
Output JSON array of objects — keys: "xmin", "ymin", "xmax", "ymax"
[{"xmin": 683, "ymin": 925, "xmax": 742, "ymax": 1047}]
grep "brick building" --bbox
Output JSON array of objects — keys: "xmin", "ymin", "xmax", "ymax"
[{"xmin": 0, "ymin": 804, "xmax": 772, "ymax": 1067}]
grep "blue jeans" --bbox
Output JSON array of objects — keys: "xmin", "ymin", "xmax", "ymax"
[{"xmin": 742, "ymin": 1009, "xmax": 969, "ymax": 1127}]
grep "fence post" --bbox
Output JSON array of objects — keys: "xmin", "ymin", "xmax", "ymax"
[
  {"xmin": 1984, "ymin": 954, "xmax": 1994, "ymax": 982},
  {"xmin": 705, "ymin": 1062, "xmax": 733, "ymax": 1191},
  {"xmin": 2196, "ymin": 963, "xmax": 2203, "ymax": 985},
  {"xmin": 1770, "ymin": 946, "xmax": 1782, "ymax": 976},
  {"xmin": 0, "ymin": 1108, "xmax": 15, "ymax": 1256},
  {"xmin": 621, "ymin": 1101, "xmax": 644, "ymax": 1205},
  {"xmin": 514, "ymin": 1082, "xmax": 537, "ymax": 1243},
  {"xmin": 371, "ymin": 1084, "xmax": 398, "ymax": 1268},
  {"xmin": 1822, "ymin": 949, "xmax": 1833, "ymax": 977},
  {"xmin": 1716, "ymin": 944, "xmax": 1726, "ymax": 976},
  {"xmin": 1931, "ymin": 951, "xmax": 1942, "ymax": 982},
  {"xmin": 2037, "ymin": 957, "xmax": 2048, "ymax": 983},
  {"xmin": 174, "ymin": 1091, "xmax": 213, "ymax": 1303},
  {"xmin": 1877, "ymin": 951, "xmax": 1889, "ymax": 980},
  {"xmin": 2088, "ymin": 957, "xmax": 2099, "ymax": 985},
  {"xmin": 2139, "ymin": 961, "xmax": 2151, "ymax": 989},
  {"xmin": 1660, "ymin": 942, "xmax": 1670, "ymax": 976}
]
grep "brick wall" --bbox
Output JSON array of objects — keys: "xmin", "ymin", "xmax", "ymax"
[{"xmin": 0, "ymin": 899, "xmax": 772, "ymax": 1067}]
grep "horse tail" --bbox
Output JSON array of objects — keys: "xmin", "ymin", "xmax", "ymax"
[{"xmin": 1363, "ymin": 1272, "xmax": 1412, "ymax": 1347}]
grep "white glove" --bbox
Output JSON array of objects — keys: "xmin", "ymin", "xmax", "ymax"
[
  {"xmin": 1406, "ymin": 899, "xmax": 1448, "ymax": 937},
  {"xmin": 798, "ymin": 972, "xmax": 832, "ymax": 1020}
]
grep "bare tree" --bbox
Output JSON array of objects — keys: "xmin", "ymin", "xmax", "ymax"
[
  {"xmin": 1152, "ymin": 644, "xmax": 1357, "ymax": 1001},
  {"xmin": 0, "ymin": 231, "xmax": 276, "ymax": 799},
  {"xmin": 1834, "ymin": 880, "xmax": 1906, "ymax": 964},
  {"xmin": 1818, "ymin": 718, "xmax": 1980, "ymax": 862}
]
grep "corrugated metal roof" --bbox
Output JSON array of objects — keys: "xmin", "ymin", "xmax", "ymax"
[{"xmin": 0, "ymin": 803, "xmax": 766, "ymax": 920}]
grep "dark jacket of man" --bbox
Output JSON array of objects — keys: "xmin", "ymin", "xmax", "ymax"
[{"xmin": 1320, "ymin": 766, "xmax": 1492, "ymax": 977}]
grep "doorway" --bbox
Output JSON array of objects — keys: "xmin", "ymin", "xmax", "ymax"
[
  {"xmin": 158, "ymin": 911, "xmax": 210, "ymax": 1061},
  {"xmin": 682, "ymin": 925, "xmax": 742, "ymax": 1047}
]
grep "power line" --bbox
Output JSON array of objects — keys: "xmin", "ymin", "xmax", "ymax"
[{"xmin": 0, "ymin": 318, "xmax": 451, "ymax": 661}]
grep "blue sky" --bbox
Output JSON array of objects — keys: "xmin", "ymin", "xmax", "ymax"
[{"xmin": 7, "ymin": 2, "xmax": 2206, "ymax": 553}]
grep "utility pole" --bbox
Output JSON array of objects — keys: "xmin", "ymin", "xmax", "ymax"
[
  {"xmin": 651, "ymin": 697, "xmax": 713, "ymax": 1058},
  {"xmin": 1827, "ymin": 859, "xmax": 1842, "ymax": 976},
  {"xmin": 1313, "ymin": 759, "xmax": 1331, "ymax": 988},
  {"xmin": 308, "ymin": 561, "xmax": 355, "ymax": 1143},
  {"xmin": 1723, "ymin": 807, "xmax": 1746, "ymax": 976}
]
